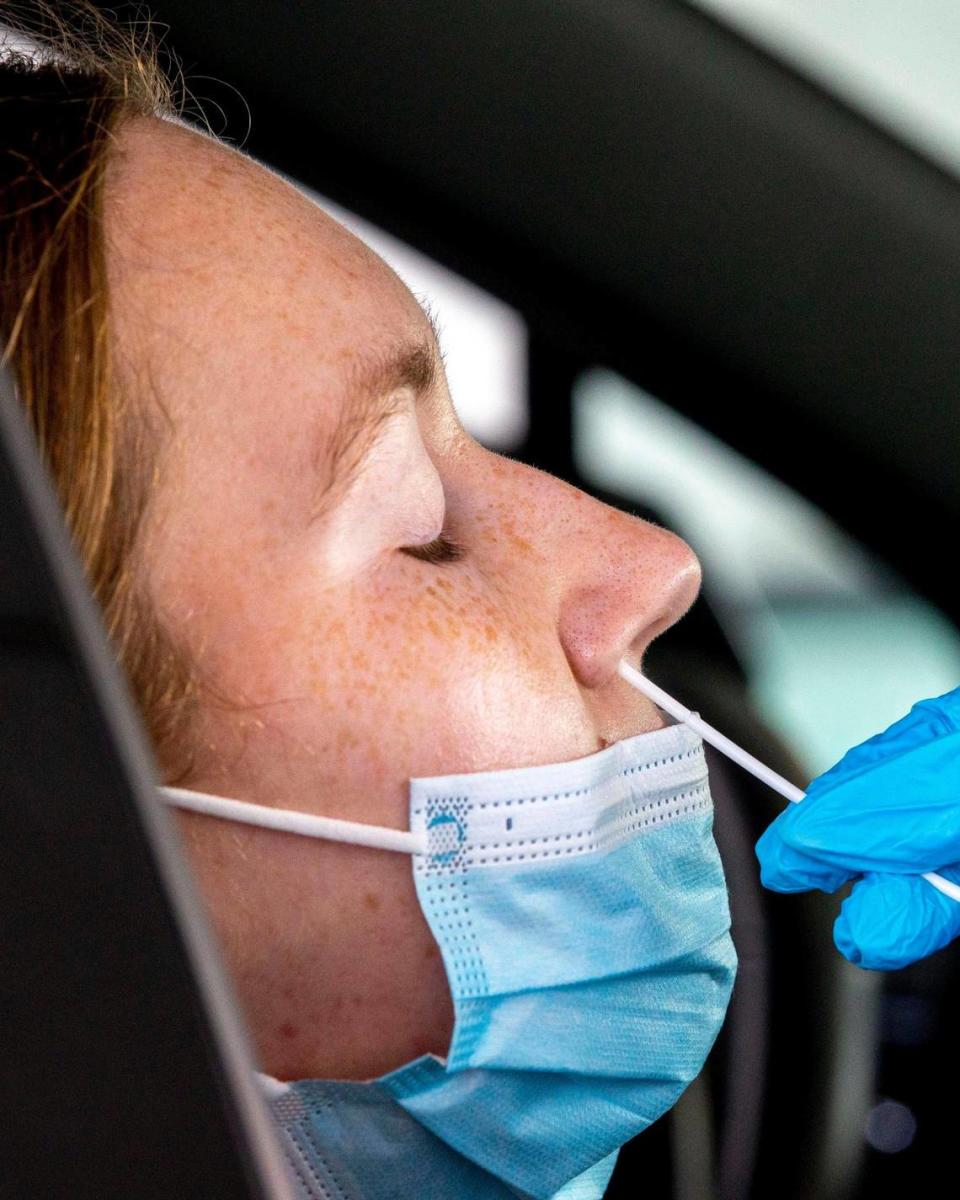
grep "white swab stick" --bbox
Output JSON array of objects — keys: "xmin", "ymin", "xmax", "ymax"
[{"xmin": 617, "ymin": 661, "xmax": 960, "ymax": 905}]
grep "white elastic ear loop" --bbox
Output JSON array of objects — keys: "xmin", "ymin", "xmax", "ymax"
[
  {"xmin": 159, "ymin": 786, "xmax": 428, "ymax": 856},
  {"xmin": 617, "ymin": 660, "xmax": 960, "ymax": 905}
]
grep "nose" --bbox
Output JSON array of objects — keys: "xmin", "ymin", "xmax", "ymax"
[
  {"xmin": 528, "ymin": 469, "xmax": 702, "ymax": 691},
  {"xmin": 458, "ymin": 447, "xmax": 702, "ymax": 691}
]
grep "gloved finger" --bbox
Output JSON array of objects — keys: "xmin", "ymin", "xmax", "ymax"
[
  {"xmin": 805, "ymin": 687, "xmax": 960, "ymax": 801},
  {"xmin": 756, "ymin": 814, "xmax": 857, "ymax": 894},
  {"xmin": 775, "ymin": 730, "xmax": 960, "ymax": 872},
  {"xmin": 833, "ymin": 864, "xmax": 960, "ymax": 971}
]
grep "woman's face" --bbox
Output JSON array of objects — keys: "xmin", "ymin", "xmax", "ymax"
[{"xmin": 105, "ymin": 116, "xmax": 702, "ymax": 1082}]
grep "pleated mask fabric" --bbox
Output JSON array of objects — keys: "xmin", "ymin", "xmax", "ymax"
[
  {"xmin": 377, "ymin": 720, "xmax": 737, "ymax": 1198},
  {"xmin": 167, "ymin": 720, "xmax": 735, "ymax": 1199}
]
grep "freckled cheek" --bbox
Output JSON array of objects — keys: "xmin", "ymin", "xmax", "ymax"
[
  {"xmin": 364, "ymin": 577, "xmax": 546, "ymax": 755},
  {"xmin": 199, "ymin": 543, "xmax": 551, "ymax": 786},
  {"xmin": 272, "ymin": 585, "xmax": 467, "ymax": 765},
  {"xmin": 391, "ymin": 577, "xmax": 512, "ymax": 672}
]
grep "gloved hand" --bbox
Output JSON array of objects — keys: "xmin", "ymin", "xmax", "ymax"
[{"xmin": 755, "ymin": 686, "xmax": 960, "ymax": 970}]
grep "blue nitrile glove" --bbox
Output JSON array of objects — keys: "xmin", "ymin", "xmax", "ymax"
[{"xmin": 755, "ymin": 686, "xmax": 960, "ymax": 970}]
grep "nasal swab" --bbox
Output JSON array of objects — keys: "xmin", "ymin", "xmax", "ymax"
[{"xmin": 618, "ymin": 660, "xmax": 960, "ymax": 905}]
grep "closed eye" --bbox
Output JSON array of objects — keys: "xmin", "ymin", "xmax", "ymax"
[{"xmin": 400, "ymin": 532, "xmax": 465, "ymax": 565}]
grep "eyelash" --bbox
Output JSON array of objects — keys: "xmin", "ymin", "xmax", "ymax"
[{"xmin": 400, "ymin": 531, "xmax": 465, "ymax": 565}]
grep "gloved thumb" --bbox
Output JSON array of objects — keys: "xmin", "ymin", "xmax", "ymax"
[
  {"xmin": 756, "ymin": 810, "xmax": 856, "ymax": 894},
  {"xmin": 834, "ymin": 864, "xmax": 960, "ymax": 971}
]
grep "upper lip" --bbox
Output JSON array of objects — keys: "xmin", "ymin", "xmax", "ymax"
[{"xmin": 597, "ymin": 706, "xmax": 667, "ymax": 750}]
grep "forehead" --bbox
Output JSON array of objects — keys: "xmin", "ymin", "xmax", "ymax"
[{"xmin": 104, "ymin": 115, "xmax": 428, "ymax": 386}]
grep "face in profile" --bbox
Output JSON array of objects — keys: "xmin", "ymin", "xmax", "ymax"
[{"xmin": 104, "ymin": 114, "xmax": 703, "ymax": 1082}]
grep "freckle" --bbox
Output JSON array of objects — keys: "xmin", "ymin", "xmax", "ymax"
[
  {"xmin": 436, "ymin": 578, "xmax": 452, "ymax": 591},
  {"xmin": 446, "ymin": 618, "xmax": 459, "ymax": 636},
  {"xmin": 423, "ymin": 943, "xmax": 439, "ymax": 961},
  {"xmin": 279, "ymin": 1021, "xmax": 298, "ymax": 1040},
  {"xmin": 425, "ymin": 585, "xmax": 438, "ymax": 597},
  {"xmin": 484, "ymin": 624, "xmax": 498, "ymax": 642},
  {"xmin": 427, "ymin": 617, "xmax": 443, "ymax": 638},
  {"xmin": 363, "ymin": 891, "xmax": 381, "ymax": 912}
]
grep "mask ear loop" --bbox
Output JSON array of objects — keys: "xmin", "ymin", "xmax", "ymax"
[
  {"xmin": 159, "ymin": 786, "xmax": 428, "ymax": 855},
  {"xmin": 618, "ymin": 659, "xmax": 960, "ymax": 905}
]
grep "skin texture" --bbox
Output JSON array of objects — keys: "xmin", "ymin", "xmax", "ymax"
[{"xmin": 104, "ymin": 115, "xmax": 703, "ymax": 1082}]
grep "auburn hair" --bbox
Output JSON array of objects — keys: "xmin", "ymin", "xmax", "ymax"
[{"xmin": 0, "ymin": 2, "xmax": 207, "ymax": 781}]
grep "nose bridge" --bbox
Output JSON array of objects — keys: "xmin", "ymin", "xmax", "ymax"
[{"xmin": 474, "ymin": 449, "xmax": 702, "ymax": 689}]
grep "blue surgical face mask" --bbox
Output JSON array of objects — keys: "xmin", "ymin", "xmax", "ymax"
[{"xmin": 161, "ymin": 719, "xmax": 736, "ymax": 1200}]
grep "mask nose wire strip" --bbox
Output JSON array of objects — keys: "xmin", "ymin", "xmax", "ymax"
[
  {"xmin": 617, "ymin": 659, "xmax": 960, "ymax": 905},
  {"xmin": 159, "ymin": 786, "xmax": 428, "ymax": 855}
]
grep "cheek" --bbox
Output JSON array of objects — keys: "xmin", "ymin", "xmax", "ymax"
[
  {"xmin": 174, "ymin": 505, "xmax": 588, "ymax": 805},
  {"xmin": 302, "ymin": 579, "xmax": 505, "ymax": 770},
  {"xmin": 331, "ymin": 565, "xmax": 585, "ymax": 773},
  {"xmin": 237, "ymin": 565, "xmax": 538, "ymax": 789}
]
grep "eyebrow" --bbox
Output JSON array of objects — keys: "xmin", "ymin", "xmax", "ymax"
[{"xmin": 310, "ymin": 305, "xmax": 444, "ymax": 521}]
